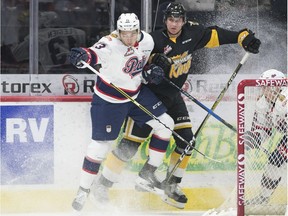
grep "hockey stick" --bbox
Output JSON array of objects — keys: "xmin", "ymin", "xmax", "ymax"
[
  {"xmin": 152, "ymin": 0, "xmax": 160, "ymax": 31},
  {"xmin": 163, "ymin": 77, "xmax": 236, "ymax": 132},
  {"xmin": 165, "ymin": 70, "xmax": 270, "ymax": 158},
  {"xmin": 194, "ymin": 52, "xmax": 250, "ymax": 137},
  {"xmin": 81, "ymin": 60, "xmax": 221, "ymax": 163},
  {"xmin": 166, "ymin": 52, "xmax": 250, "ymax": 181}
]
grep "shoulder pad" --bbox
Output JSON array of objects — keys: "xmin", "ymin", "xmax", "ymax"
[{"xmin": 187, "ymin": 21, "xmax": 199, "ymax": 26}]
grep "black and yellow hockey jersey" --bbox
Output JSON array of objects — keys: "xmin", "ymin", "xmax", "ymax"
[{"xmin": 148, "ymin": 21, "xmax": 246, "ymax": 99}]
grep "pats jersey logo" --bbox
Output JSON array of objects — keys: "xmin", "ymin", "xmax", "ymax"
[{"xmin": 122, "ymin": 56, "xmax": 146, "ymax": 78}]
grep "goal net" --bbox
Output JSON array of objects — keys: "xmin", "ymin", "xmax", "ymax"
[
  {"xmin": 203, "ymin": 78, "xmax": 287, "ymax": 216},
  {"xmin": 237, "ymin": 79, "xmax": 287, "ymax": 216}
]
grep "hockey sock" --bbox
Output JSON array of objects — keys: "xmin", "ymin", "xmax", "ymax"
[
  {"xmin": 168, "ymin": 150, "xmax": 190, "ymax": 180},
  {"xmin": 102, "ymin": 152, "xmax": 127, "ymax": 183},
  {"xmin": 148, "ymin": 135, "xmax": 169, "ymax": 167},
  {"xmin": 80, "ymin": 156, "xmax": 101, "ymax": 189}
]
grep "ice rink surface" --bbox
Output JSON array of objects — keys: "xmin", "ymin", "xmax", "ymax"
[
  {"xmin": 1, "ymin": 212, "xmax": 206, "ymax": 216},
  {"xmin": 1, "ymin": 2, "xmax": 286, "ymax": 216}
]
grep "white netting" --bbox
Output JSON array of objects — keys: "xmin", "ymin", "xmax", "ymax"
[
  {"xmin": 241, "ymin": 82, "xmax": 287, "ymax": 215},
  {"xmin": 205, "ymin": 79, "xmax": 287, "ymax": 216},
  {"xmin": 202, "ymin": 208, "xmax": 237, "ymax": 216}
]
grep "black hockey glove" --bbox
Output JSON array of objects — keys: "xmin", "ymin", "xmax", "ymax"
[
  {"xmin": 239, "ymin": 29, "xmax": 261, "ymax": 54},
  {"xmin": 68, "ymin": 47, "xmax": 92, "ymax": 68},
  {"xmin": 142, "ymin": 64, "xmax": 164, "ymax": 85},
  {"xmin": 150, "ymin": 53, "xmax": 173, "ymax": 73}
]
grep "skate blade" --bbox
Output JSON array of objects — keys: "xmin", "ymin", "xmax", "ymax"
[
  {"xmin": 161, "ymin": 194, "xmax": 185, "ymax": 209},
  {"xmin": 135, "ymin": 184, "xmax": 149, "ymax": 192},
  {"xmin": 135, "ymin": 178, "xmax": 164, "ymax": 195}
]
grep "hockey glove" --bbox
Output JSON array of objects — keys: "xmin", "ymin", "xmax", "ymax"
[
  {"xmin": 244, "ymin": 131, "xmax": 262, "ymax": 150},
  {"xmin": 238, "ymin": 29, "xmax": 261, "ymax": 54},
  {"xmin": 149, "ymin": 53, "xmax": 173, "ymax": 74},
  {"xmin": 68, "ymin": 47, "xmax": 92, "ymax": 68},
  {"xmin": 142, "ymin": 64, "xmax": 164, "ymax": 85}
]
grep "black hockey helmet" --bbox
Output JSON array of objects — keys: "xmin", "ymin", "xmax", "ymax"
[{"xmin": 163, "ymin": 2, "xmax": 186, "ymax": 23}]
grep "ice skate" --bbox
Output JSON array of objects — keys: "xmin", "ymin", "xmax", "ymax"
[
  {"xmin": 90, "ymin": 175, "xmax": 117, "ymax": 211},
  {"xmin": 161, "ymin": 175, "xmax": 187, "ymax": 209},
  {"xmin": 91, "ymin": 178, "xmax": 110, "ymax": 204},
  {"xmin": 161, "ymin": 182, "xmax": 187, "ymax": 209},
  {"xmin": 135, "ymin": 162, "xmax": 164, "ymax": 195},
  {"xmin": 72, "ymin": 187, "xmax": 90, "ymax": 211}
]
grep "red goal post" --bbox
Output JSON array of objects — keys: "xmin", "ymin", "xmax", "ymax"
[{"xmin": 237, "ymin": 78, "xmax": 287, "ymax": 216}]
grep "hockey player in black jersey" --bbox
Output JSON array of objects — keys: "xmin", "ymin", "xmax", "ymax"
[{"xmin": 92, "ymin": 2, "xmax": 261, "ymax": 209}]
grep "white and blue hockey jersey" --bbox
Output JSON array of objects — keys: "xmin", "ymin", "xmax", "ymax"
[{"xmin": 88, "ymin": 30, "xmax": 154, "ymax": 103}]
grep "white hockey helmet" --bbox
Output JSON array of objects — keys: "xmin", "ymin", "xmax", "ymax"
[
  {"xmin": 260, "ymin": 69, "xmax": 286, "ymax": 98},
  {"xmin": 259, "ymin": 69, "xmax": 285, "ymax": 79},
  {"xmin": 117, "ymin": 13, "xmax": 140, "ymax": 33}
]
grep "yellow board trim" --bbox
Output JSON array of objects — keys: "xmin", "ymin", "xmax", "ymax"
[
  {"xmin": 2, "ymin": 186, "xmax": 286, "ymax": 213},
  {"xmin": 1, "ymin": 188, "xmax": 226, "ymax": 213}
]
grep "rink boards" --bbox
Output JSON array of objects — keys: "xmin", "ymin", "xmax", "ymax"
[
  {"xmin": 1, "ymin": 73, "xmax": 259, "ymax": 214},
  {"xmin": 2, "ymin": 181, "xmax": 228, "ymax": 213}
]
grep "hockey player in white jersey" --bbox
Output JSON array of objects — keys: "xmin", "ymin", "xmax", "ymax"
[
  {"xmin": 245, "ymin": 69, "xmax": 287, "ymax": 206},
  {"xmin": 68, "ymin": 13, "xmax": 174, "ymax": 212}
]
